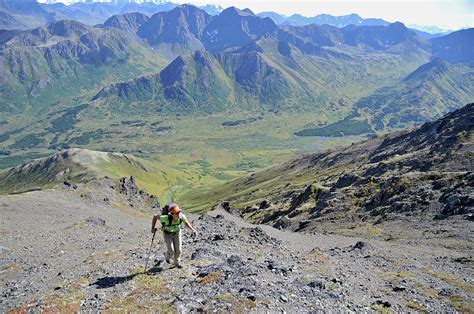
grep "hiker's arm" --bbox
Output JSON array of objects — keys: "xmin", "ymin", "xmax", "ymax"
[
  {"xmin": 151, "ymin": 214, "xmax": 159, "ymax": 233},
  {"xmin": 184, "ymin": 220, "xmax": 196, "ymax": 233}
]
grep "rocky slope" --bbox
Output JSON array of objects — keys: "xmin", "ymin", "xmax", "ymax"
[
  {"xmin": 136, "ymin": 5, "xmax": 211, "ymax": 58},
  {"xmin": 102, "ymin": 12, "xmax": 150, "ymax": 34},
  {"xmin": 106, "ymin": 5, "xmax": 430, "ymax": 56},
  {"xmin": 0, "ymin": 105, "xmax": 472, "ymax": 312},
  {"xmin": 190, "ymin": 103, "xmax": 473, "ymax": 234},
  {"xmin": 1, "ymin": 182, "xmax": 472, "ymax": 312}
]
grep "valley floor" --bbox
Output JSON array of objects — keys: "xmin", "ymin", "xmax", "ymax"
[{"xmin": 1, "ymin": 187, "xmax": 473, "ymax": 312}]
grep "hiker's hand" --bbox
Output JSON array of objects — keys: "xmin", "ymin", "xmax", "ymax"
[{"xmin": 151, "ymin": 227, "xmax": 157, "ymax": 234}]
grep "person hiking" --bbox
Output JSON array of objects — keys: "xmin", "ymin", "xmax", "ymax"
[{"xmin": 151, "ymin": 203, "xmax": 197, "ymax": 269}]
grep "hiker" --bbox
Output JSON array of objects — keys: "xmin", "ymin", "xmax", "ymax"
[{"xmin": 151, "ymin": 203, "xmax": 197, "ymax": 268}]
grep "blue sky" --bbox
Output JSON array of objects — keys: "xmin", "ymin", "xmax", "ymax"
[
  {"xmin": 41, "ymin": 0, "xmax": 474, "ymax": 30},
  {"xmin": 178, "ymin": 0, "xmax": 473, "ymax": 30}
]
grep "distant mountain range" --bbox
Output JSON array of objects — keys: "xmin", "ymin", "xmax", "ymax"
[
  {"xmin": 88, "ymin": 6, "xmax": 472, "ymax": 123},
  {"xmin": 87, "ymin": 6, "xmax": 433, "ymax": 113},
  {"xmin": 1, "ymin": 5, "xmax": 472, "ymax": 123},
  {"xmin": 0, "ymin": 3, "xmax": 472, "ymax": 169},
  {"xmin": 256, "ymin": 11, "xmax": 449, "ymax": 39},
  {"xmin": 0, "ymin": 0, "xmax": 455, "ymax": 38}
]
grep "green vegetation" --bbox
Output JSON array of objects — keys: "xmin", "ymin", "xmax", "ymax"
[
  {"xmin": 0, "ymin": 107, "xmax": 365, "ymax": 204},
  {"xmin": 68, "ymin": 129, "xmax": 110, "ymax": 145},
  {"xmin": 48, "ymin": 104, "xmax": 89, "ymax": 134},
  {"xmin": 10, "ymin": 134, "xmax": 44, "ymax": 149},
  {"xmin": 354, "ymin": 61, "xmax": 474, "ymax": 130},
  {"xmin": 1, "ymin": 23, "xmax": 470, "ymax": 208},
  {"xmin": 295, "ymin": 118, "xmax": 373, "ymax": 137},
  {"xmin": 222, "ymin": 118, "xmax": 258, "ymax": 127},
  {"xmin": 0, "ymin": 152, "xmax": 49, "ymax": 169}
]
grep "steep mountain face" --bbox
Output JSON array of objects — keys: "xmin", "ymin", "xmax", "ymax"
[
  {"xmin": 198, "ymin": 4, "xmax": 224, "ymax": 16},
  {"xmin": 0, "ymin": 29, "xmax": 20, "ymax": 44},
  {"xmin": 198, "ymin": 103, "xmax": 473, "ymax": 231},
  {"xmin": 431, "ymin": 28, "xmax": 474, "ymax": 63},
  {"xmin": 103, "ymin": 12, "xmax": 150, "ymax": 34},
  {"xmin": 94, "ymin": 49, "xmax": 290, "ymax": 113},
  {"xmin": 279, "ymin": 24, "xmax": 341, "ymax": 48},
  {"xmin": 280, "ymin": 22, "xmax": 429, "ymax": 52},
  {"xmin": 352, "ymin": 59, "xmax": 474, "ymax": 129},
  {"xmin": 137, "ymin": 5, "xmax": 211, "ymax": 56},
  {"xmin": 202, "ymin": 7, "xmax": 278, "ymax": 53}
]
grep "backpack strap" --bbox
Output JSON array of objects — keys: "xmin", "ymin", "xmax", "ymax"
[{"xmin": 167, "ymin": 214, "xmax": 183, "ymax": 226}]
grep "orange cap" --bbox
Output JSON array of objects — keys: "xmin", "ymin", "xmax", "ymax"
[{"xmin": 170, "ymin": 206, "xmax": 181, "ymax": 214}]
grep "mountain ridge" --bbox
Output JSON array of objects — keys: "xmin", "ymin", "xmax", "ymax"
[{"xmin": 187, "ymin": 103, "xmax": 473, "ymax": 228}]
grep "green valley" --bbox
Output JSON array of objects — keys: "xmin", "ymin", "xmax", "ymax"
[{"xmin": 0, "ymin": 5, "xmax": 472, "ymax": 208}]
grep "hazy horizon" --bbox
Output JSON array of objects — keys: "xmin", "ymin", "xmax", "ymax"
[{"xmin": 36, "ymin": 0, "xmax": 474, "ymax": 30}]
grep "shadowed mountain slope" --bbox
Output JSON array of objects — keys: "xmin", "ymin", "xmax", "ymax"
[
  {"xmin": 103, "ymin": 12, "xmax": 150, "ymax": 34},
  {"xmin": 202, "ymin": 7, "xmax": 278, "ymax": 53},
  {"xmin": 431, "ymin": 28, "xmax": 474, "ymax": 64},
  {"xmin": 136, "ymin": 4, "xmax": 212, "ymax": 57}
]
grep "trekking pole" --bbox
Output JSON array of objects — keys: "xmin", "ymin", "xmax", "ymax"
[{"xmin": 144, "ymin": 230, "xmax": 156, "ymax": 273}]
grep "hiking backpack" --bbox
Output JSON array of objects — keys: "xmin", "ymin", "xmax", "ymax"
[{"xmin": 161, "ymin": 202, "xmax": 178, "ymax": 215}]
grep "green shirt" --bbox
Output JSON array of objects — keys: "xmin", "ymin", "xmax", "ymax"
[{"xmin": 160, "ymin": 213, "xmax": 187, "ymax": 234}]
